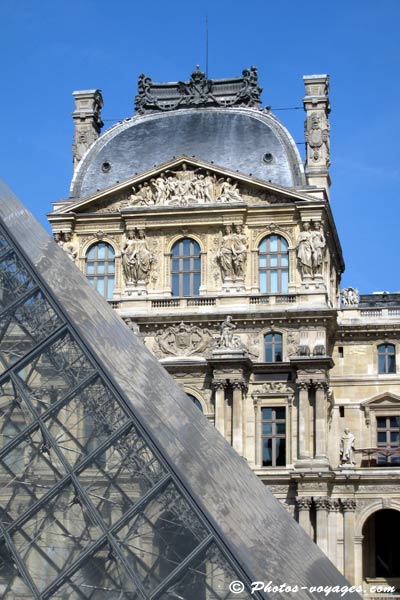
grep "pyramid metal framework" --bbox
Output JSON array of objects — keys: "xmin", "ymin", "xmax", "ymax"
[{"xmin": 0, "ymin": 182, "xmax": 356, "ymax": 599}]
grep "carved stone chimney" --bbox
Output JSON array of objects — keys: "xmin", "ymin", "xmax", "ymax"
[
  {"xmin": 72, "ymin": 89, "xmax": 103, "ymax": 172},
  {"xmin": 303, "ymin": 75, "xmax": 331, "ymax": 198}
]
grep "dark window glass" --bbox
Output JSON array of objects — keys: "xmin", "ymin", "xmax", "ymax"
[
  {"xmin": 376, "ymin": 415, "xmax": 400, "ymax": 466},
  {"xmin": 258, "ymin": 235, "xmax": 289, "ymax": 293},
  {"xmin": 171, "ymin": 238, "xmax": 201, "ymax": 297},
  {"xmin": 261, "ymin": 407, "xmax": 286, "ymax": 467},
  {"xmin": 378, "ymin": 343, "xmax": 396, "ymax": 374},
  {"xmin": 264, "ymin": 332, "xmax": 283, "ymax": 363},
  {"xmin": 187, "ymin": 393, "xmax": 203, "ymax": 412},
  {"xmin": 86, "ymin": 242, "xmax": 115, "ymax": 299}
]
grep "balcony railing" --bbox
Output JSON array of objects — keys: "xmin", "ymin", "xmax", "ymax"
[{"xmin": 355, "ymin": 447, "xmax": 400, "ymax": 467}]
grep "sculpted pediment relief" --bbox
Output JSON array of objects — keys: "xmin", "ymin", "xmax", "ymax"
[{"xmin": 54, "ymin": 157, "xmax": 313, "ymax": 216}]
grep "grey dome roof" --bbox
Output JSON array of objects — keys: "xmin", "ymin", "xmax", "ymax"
[{"xmin": 70, "ymin": 107, "xmax": 305, "ymax": 199}]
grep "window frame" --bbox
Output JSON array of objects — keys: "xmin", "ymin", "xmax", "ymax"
[
  {"xmin": 258, "ymin": 234, "xmax": 289, "ymax": 294},
  {"xmin": 260, "ymin": 406, "xmax": 287, "ymax": 467},
  {"xmin": 377, "ymin": 343, "xmax": 396, "ymax": 375},
  {"xmin": 264, "ymin": 332, "xmax": 283, "ymax": 363},
  {"xmin": 171, "ymin": 238, "xmax": 201, "ymax": 297},
  {"xmin": 85, "ymin": 242, "xmax": 115, "ymax": 300},
  {"xmin": 376, "ymin": 415, "xmax": 400, "ymax": 466}
]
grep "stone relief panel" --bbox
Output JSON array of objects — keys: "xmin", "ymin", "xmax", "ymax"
[
  {"xmin": 216, "ymin": 224, "xmax": 248, "ymax": 283},
  {"xmin": 152, "ymin": 322, "xmax": 213, "ymax": 358}
]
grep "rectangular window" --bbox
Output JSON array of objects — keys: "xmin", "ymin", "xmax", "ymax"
[
  {"xmin": 261, "ymin": 407, "xmax": 286, "ymax": 467},
  {"xmin": 376, "ymin": 416, "xmax": 400, "ymax": 466}
]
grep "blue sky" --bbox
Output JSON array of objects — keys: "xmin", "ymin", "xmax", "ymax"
[{"xmin": 1, "ymin": 0, "xmax": 399, "ymax": 293}]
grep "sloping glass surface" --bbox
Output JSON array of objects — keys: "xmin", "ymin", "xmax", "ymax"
[{"xmin": 0, "ymin": 226, "xmax": 253, "ymax": 598}]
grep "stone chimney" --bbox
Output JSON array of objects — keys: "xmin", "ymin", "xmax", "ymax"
[
  {"xmin": 72, "ymin": 89, "xmax": 103, "ymax": 172},
  {"xmin": 303, "ymin": 75, "xmax": 330, "ymax": 197}
]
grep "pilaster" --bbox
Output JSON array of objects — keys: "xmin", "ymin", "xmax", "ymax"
[
  {"xmin": 296, "ymin": 496, "xmax": 313, "ymax": 538},
  {"xmin": 341, "ymin": 498, "xmax": 356, "ymax": 584}
]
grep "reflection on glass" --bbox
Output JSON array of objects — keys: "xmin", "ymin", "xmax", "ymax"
[
  {"xmin": 160, "ymin": 542, "xmax": 252, "ymax": 600},
  {"xmin": 115, "ymin": 482, "xmax": 207, "ymax": 592}
]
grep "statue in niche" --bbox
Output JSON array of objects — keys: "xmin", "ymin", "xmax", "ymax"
[
  {"xmin": 296, "ymin": 222, "xmax": 313, "ymax": 278},
  {"xmin": 232, "ymin": 224, "xmax": 248, "ymax": 278},
  {"xmin": 62, "ymin": 232, "xmax": 78, "ymax": 262},
  {"xmin": 311, "ymin": 221, "xmax": 326, "ymax": 276},
  {"xmin": 216, "ymin": 223, "xmax": 248, "ymax": 281},
  {"xmin": 297, "ymin": 221, "xmax": 326, "ymax": 279},
  {"xmin": 217, "ymin": 225, "xmax": 235, "ymax": 281},
  {"xmin": 122, "ymin": 228, "xmax": 154, "ymax": 285},
  {"xmin": 339, "ymin": 428, "xmax": 356, "ymax": 466}
]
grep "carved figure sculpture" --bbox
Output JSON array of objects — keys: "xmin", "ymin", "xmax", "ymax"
[
  {"xmin": 341, "ymin": 287, "xmax": 359, "ymax": 306},
  {"xmin": 218, "ymin": 178, "xmax": 242, "ymax": 202},
  {"xmin": 219, "ymin": 315, "xmax": 237, "ymax": 349},
  {"xmin": 340, "ymin": 428, "xmax": 356, "ymax": 466},
  {"xmin": 122, "ymin": 229, "xmax": 154, "ymax": 285},
  {"xmin": 296, "ymin": 222, "xmax": 313, "ymax": 278},
  {"xmin": 311, "ymin": 221, "xmax": 326, "ymax": 276},
  {"xmin": 305, "ymin": 112, "xmax": 330, "ymax": 164},
  {"xmin": 54, "ymin": 233, "xmax": 64, "ymax": 248},
  {"xmin": 216, "ymin": 225, "xmax": 235, "ymax": 281},
  {"xmin": 232, "ymin": 224, "xmax": 248, "ymax": 279},
  {"xmin": 62, "ymin": 233, "xmax": 78, "ymax": 262}
]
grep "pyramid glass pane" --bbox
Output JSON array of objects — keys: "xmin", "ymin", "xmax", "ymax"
[
  {"xmin": 0, "ymin": 184, "xmax": 358, "ymax": 600},
  {"xmin": 0, "ymin": 223, "xmax": 254, "ymax": 598}
]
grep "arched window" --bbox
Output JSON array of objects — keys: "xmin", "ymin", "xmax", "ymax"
[
  {"xmin": 171, "ymin": 238, "xmax": 200, "ymax": 297},
  {"xmin": 258, "ymin": 235, "xmax": 288, "ymax": 293},
  {"xmin": 378, "ymin": 344, "xmax": 396, "ymax": 374},
  {"xmin": 187, "ymin": 393, "xmax": 203, "ymax": 412},
  {"xmin": 86, "ymin": 242, "xmax": 115, "ymax": 299},
  {"xmin": 264, "ymin": 333, "xmax": 283, "ymax": 363}
]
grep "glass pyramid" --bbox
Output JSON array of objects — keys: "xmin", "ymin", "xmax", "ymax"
[{"xmin": 0, "ymin": 182, "xmax": 355, "ymax": 599}]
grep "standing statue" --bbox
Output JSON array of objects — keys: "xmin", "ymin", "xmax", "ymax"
[
  {"xmin": 232, "ymin": 224, "xmax": 248, "ymax": 279},
  {"xmin": 62, "ymin": 232, "xmax": 78, "ymax": 262},
  {"xmin": 311, "ymin": 221, "xmax": 326, "ymax": 276},
  {"xmin": 296, "ymin": 222, "xmax": 313, "ymax": 278},
  {"xmin": 216, "ymin": 225, "xmax": 235, "ymax": 281},
  {"xmin": 219, "ymin": 316, "xmax": 237, "ymax": 349},
  {"xmin": 340, "ymin": 428, "xmax": 356, "ymax": 466},
  {"xmin": 122, "ymin": 229, "xmax": 154, "ymax": 285}
]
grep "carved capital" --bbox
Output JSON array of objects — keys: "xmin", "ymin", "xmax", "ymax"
[
  {"xmin": 212, "ymin": 380, "xmax": 228, "ymax": 391},
  {"xmin": 297, "ymin": 381, "xmax": 311, "ymax": 391},
  {"xmin": 314, "ymin": 497, "xmax": 330, "ymax": 511},
  {"xmin": 314, "ymin": 381, "xmax": 329, "ymax": 391},
  {"xmin": 296, "ymin": 496, "xmax": 313, "ymax": 511},
  {"xmin": 327, "ymin": 499, "xmax": 340, "ymax": 512},
  {"xmin": 341, "ymin": 498, "xmax": 356, "ymax": 512},
  {"xmin": 231, "ymin": 379, "xmax": 248, "ymax": 392}
]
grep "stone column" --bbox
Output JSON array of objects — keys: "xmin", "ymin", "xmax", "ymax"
[
  {"xmin": 297, "ymin": 382, "xmax": 311, "ymax": 460},
  {"xmin": 296, "ymin": 496, "xmax": 313, "ymax": 538},
  {"xmin": 327, "ymin": 499, "xmax": 340, "ymax": 568},
  {"xmin": 314, "ymin": 381, "xmax": 329, "ymax": 464},
  {"xmin": 354, "ymin": 535, "xmax": 364, "ymax": 588},
  {"xmin": 212, "ymin": 381, "xmax": 227, "ymax": 438},
  {"xmin": 232, "ymin": 380, "xmax": 246, "ymax": 456},
  {"xmin": 341, "ymin": 499, "xmax": 357, "ymax": 584},
  {"xmin": 314, "ymin": 497, "xmax": 329, "ymax": 555}
]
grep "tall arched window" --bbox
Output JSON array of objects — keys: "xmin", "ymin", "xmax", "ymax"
[
  {"xmin": 264, "ymin": 332, "xmax": 283, "ymax": 363},
  {"xmin": 171, "ymin": 238, "xmax": 201, "ymax": 297},
  {"xmin": 86, "ymin": 242, "xmax": 115, "ymax": 299},
  {"xmin": 258, "ymin": 235, "xmax": 288, "ymax": 293}
]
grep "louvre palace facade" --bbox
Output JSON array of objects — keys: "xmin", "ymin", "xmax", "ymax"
[{"xmin": 47, "ymin": 68, "xmax": 400, "ymax": 596}]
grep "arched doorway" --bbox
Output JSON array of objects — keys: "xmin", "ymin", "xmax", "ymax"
[{"xmin": 363, "ymin": 509, "xmax": 400, "ymax": 581}]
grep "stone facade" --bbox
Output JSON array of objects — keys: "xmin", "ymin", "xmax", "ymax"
[{"xmin": 48, "ymin": 69, "xmax": 400, "ymax": 596}]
